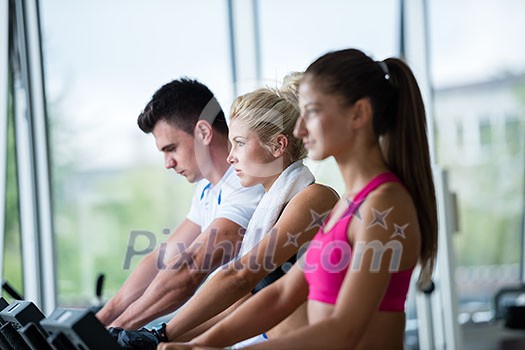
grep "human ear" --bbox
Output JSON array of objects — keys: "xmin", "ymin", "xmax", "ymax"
[
  {"xmin": 195, "ymin": 120, "xmax": 213, "ymax": 145},
  {"xmin": 271, "ymin": 134, "xmax": 288, "ymax": 158},
  {"xmin": 350, "ymin": 98, "xmax": 373, "ymax": 129}
]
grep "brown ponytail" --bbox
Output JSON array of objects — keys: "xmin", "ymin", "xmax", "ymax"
[{"xmin": 382, "ymin": 58, "xmax": 437, "ymax": 289}]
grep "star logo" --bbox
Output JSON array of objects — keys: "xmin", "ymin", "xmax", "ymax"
[
  {"xmin": 367, "ymin": 207, "xmax": 393, "ymax": 230},
  {"xmin": 284, "ymin": 232, "xmax": 300, "ymax": 247},
  {"xmin": 391, "ymin": 223, "xmax": 409, "ymax": 239},
  {"xmin": 342, "ymin": 198, "xmax": 364, "ymax": 221},
  {"xmin": 305, "ymin": 209, "xmax": 330, "ymax": 231}
]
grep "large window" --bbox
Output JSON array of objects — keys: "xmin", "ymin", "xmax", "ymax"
[
  {"xmin": 258, "ymin": 0, "xmax": 398, "ymax": 194},
  {"xmin": 2, "ymin": 1, "xmax": 524, "ymax": 348},
  {"xmin": 430, "ymin": 0, "xmax": 525, "ymax": 329},
  {"xmin": 40, "ymin": 0, "xmax": 232, "ymax": 306}
]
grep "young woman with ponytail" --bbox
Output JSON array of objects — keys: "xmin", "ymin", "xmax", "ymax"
[{"xmin": 161, "ymin": 48, "xmax": 438, "ymax": 350}]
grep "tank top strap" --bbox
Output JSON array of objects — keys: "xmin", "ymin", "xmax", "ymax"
[
  {"xmin": 354, "ymin": 172, "xmax": 400, "ymax": 203},
  {"xmin": 343, "ymin": 172, "xmax": 400, "ymax": 218}
]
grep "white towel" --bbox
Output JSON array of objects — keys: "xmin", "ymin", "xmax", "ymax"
[{"xmin": 238, "ymin": 160, "xmax": 315, "ymax": 257}]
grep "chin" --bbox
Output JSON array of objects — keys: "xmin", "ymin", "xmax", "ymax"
[
  {"xmin": 185, "ymin": 173, "xmax": 199, "ymax": 183},
  {"xmin": 308, "ymin": 151, "xmax": 324, "ymax": 161},
  {"xmin": 239, "ymin": 177, "xmax": 257, "ymax": 188}
]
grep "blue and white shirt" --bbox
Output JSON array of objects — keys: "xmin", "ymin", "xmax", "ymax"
[{"xmin": 186, "ymin": 166, "xmax": 264, "ymax": 230}]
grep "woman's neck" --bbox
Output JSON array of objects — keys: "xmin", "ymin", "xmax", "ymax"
[
  {"xmin": 261, "ymin": 158, "xmax": 293, "ymax": 192},
  {"xmin": 335, "ymin": 143, "xmax": 389, "ymax": 198}
]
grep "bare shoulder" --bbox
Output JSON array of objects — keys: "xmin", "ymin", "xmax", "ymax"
[
  {"xmin": 291, "ymin": 183, "xmax": 340, "ymax": 206},
  {"xmin": 363, "ymin": 181, "xmax": 415, "ymax": 212},
  {"xmin": 350, "ymin": 182, "xmax": 420, "ymax": 267},
  {"xmin": 279, "ymin": 183, "xmax": 339, "ymax": 222}
]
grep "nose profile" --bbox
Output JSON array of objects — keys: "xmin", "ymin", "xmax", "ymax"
[
  {"xmin": 165, "ymin": 154, "xmax": 176, "ymax": 169},
  {"xmin": 226, "ymin": 149, "xmax": 236, "ymax": 164},
  {"xmin": 293, "ymin": 115, "xmax": 307, "ymax": 138}
]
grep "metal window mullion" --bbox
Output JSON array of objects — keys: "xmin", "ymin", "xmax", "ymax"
[
  {"xmin": 23, "ymin": 0, "xmax": 56, "ymax": 315},
  {"xmin": 13, "ymin": 77, "xmax": 41, "ymax": 304},
  {"xmin": 13, "ymin": 0, "xmax": 43, "ymax": 308},
  {"xmin": 12, "ymin": 0, "xmax": 56, "ymax": 314},
  {"xmin": 435, "ymin": 169, "xmax": 462, "ymax": 349},
  {"xmin": 404, "ymin": 0, "xmax": 462, "ymax": 349},
  {"xmin": 0, "ymin": 0, "xmax": 9, "ymax": 284},
  {"xmin": 226, "ymin": 0, "xmax": 238, "ymax": 98},
  {"xmin": 399, "ymin": 3, "xmax": 436, "ymax": 348},
  {"xmin": 251, "ymin": 0, "xmax": 262, "ymax": 84},
  {"xmin": 228, "ymin": 0, "xmax": 261, "ymax": 96},
  {"xmin": 521, "ymin": 126, "xmax": 525, "ymax": 284}
]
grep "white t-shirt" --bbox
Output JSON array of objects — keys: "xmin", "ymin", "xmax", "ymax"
[{"xmin": 186, "ymin": 166, "xmax": 264, "ymax": 229}]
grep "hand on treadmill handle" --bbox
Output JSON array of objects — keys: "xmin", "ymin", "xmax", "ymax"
[{"xmin": 108, "ymin": 323, "xmax": 169, "ymax": 349}]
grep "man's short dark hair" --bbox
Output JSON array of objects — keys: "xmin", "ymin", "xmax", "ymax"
[{"xmin": 137, "ymin": 78, "xmax": 228, "ymax": 135}]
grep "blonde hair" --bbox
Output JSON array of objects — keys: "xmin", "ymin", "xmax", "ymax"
[{"xmin": 230, "ymin": 72, "xmax": 307, "ymax": 163}]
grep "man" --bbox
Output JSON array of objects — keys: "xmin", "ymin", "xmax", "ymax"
[{"xmin": 96, "ymin": 78, "xmax": 264, "ymax": 330}]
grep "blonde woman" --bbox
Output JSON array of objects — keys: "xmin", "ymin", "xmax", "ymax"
[{"xmin": 113, "ymin": 73, "xmax": 339, "ymax": 349}]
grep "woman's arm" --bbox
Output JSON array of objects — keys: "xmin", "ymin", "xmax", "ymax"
[
  {"xmin": 176, "ymin": 294, "xmax": 250, "ymax": 342},
  {"xmin": 242, "ymin": 267, "xmax": 392, "ymax": 350},
  {"xmin": 193, "ymin": 263, "xmax": 309, "ymax": 347},
  {"xmin": 156, "ymin": 265, "xmax": 309, "ymax": 350},
  {"xmin": 225, "ymin": 188, "xmax": 421, "ymax": 350},
  {"xmin": 166, "ymin": 184, "xmax": 338, "ymax": 341}
]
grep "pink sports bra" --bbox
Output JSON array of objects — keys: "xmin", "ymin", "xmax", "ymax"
[{"xmin": 304, "ymin": 172, "xmax": 414, "ymax": 312}]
